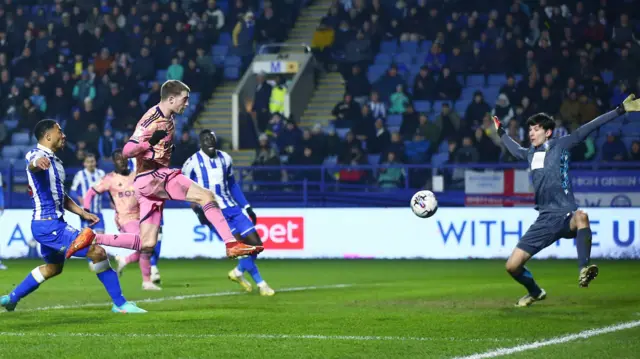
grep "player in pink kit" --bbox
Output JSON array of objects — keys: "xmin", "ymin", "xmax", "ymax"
[
  {"xmin": 83, "ymin": 149, "xmax": 161, "ymax": 291},
  {"xmin": 66, "ymin": 80, "xmax": 262, "ymax": 259}
]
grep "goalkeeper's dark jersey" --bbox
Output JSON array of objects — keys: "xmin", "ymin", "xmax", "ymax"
[{"xmin": 501, "ymin": 110, "xmax": 619, "ymax": 215}]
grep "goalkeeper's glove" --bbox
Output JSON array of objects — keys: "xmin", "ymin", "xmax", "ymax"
[
  {"xmin": 492, "ymin": 116, "xmax": 506, "ymax": 137},
  {"xmin": 619, "ymin": 94, "xmax": 640, "ymax": 114}
]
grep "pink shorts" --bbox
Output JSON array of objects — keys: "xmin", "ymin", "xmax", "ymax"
[
  {"xmin": 119, "ymin": 220, "xmax": 140, "ymax": 235},
  {"xmin": 134, "ymin": 168, "xmax": 193, "ymax": 226}
]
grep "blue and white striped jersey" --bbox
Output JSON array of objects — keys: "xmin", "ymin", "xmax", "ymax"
[
  {"xmin": 71, "ymin": 168, "xmax": 106, "ymax": 213},
  {"xmin": 127, "ymin": 158, "xmax": 137, "ymax": 172},
  {"xmin": 25, "ymin": 144, "xmax": 67, "ymax": 220},
  {"xmin": 182, "ymin": 150, "xmax": 249, "ymax": 210}
]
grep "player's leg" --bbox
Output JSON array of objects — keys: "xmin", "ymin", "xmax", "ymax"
[
  {"xmin": 569, "ymin": 210, "xmax": 598, "ymax": 287},
  {"xmin": 227, "ymin": 209, "xmax": 274, "ymax": 296},
  {"xmin": 0, "ymin": 260, "xmax": 6, "ymax": 270},
  {"xmin": 163, "ymin": 171, "xmax": 262, "ymax": 258},
  {"xmin": 1, "ymin": 261, "xmax": 63, "ymax": 312},
  {"xmin": 138, "ymin": 208, "xmax": 161, "ymax": 289},
  {"xmin": 507, "ymin": 218, "xmax": 549, "ymax": 307},
  {"xmin": 67, "ymin": 226, "xmax": 142, "ymax": 259},
  {"xmin": 86, "ymin": 244, "xmax": 146, "ymax": 313},
  {"xmin": 86, "ymin": 214, "xmax": 106, "ymax": 269}
]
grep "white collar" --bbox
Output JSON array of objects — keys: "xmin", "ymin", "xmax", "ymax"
[{"xmin": 37, "ymin": 143, "xmax": 54, "ymax": 155}]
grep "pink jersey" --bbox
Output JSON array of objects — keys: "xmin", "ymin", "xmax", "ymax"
[
  {"xmin": 92, "ymin": 172, "xmax": 139, "ymax": 228},
  {"xmin": 129, "ymin": 105, "xmax": 175, "ymax": 174}
]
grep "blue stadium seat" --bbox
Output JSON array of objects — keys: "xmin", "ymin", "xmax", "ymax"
[
  {"xmin": 218, "ymin": 33, "xmax": 232, "ymax": 46},
  {"xmin": 139, "ymin": 93, "xmax": 149, "ymax": 106},
  {"xmin": 374, "ymin": 53, "xmax": 393, "ymax": 65},
  {"xmin": 224, "ymin": 55, "xmax": 242, "ymax": 68},
  {"xmin": 488, "ymin": 74, "xmax": 507, "ymax": 86},
  {"xmin": 454, "ymin": 101, "xmax": 468, "ymax": 115},
  {"xmin": 394, "ymin": 53, "xmax": 412, "ymax": 66},
  {"xmin": 419, "ymin": 41, "xmax": 433, "ymax": 53},
  {"xmin": 223, "ymin": 67, "xmax": 240, "ymax": 80},
  {"xmin": 367, "ymin": 154, "xmax": 380, "ymax": 165},
  {"xmin": 2, "ymin": 146, "xmax": 22, "ymax": 159},
  {"xmin": 368, "ymin": 65, "xmax": 387, "ymax": 84},
  {"xmin": 190, "ymin": 92, "xmax": 201, "ymax": 103},
  {"xmin": 4, "ymin": 119, "xmax": 18, "ymax": 131},
  {"xmin": 431, "ymin": 101, "xmax": 450, "ymax": 113},
  {"xmin": 437, "ymin": 141, "xmax": 449, "ymax": 154},
  {"xmin": 466, "ymin": 75, "xmax": 485, "ymax": 87},
  {"xmin": 336, "ymin": 128, "xmax": 350, "ymax": 138},
  {"xmin": 156, "ymin": 70, "xmax": 167, "ymax": 82},
  {"xmin": 212, "ymin": 45, "xmax": 228, "ymax": 57},
  {"xmin": 400, "ymin": 41, "xmax": 418, "ymax": 55},
  {"xmin": 11, "ymin": 132, "xmax": 30, "ymax": 146},
  {"xmin": 413, "ymin": 101, "xmax": 430, "ymax": 113},
  {"xmin": 380, "ymin": 40, "xmax": 397, "ymax": 54},
  {"xmin": 601, "ymin": 71, "xmax": 613, "ymax": 85},
  {"xmin": 387, "ymin": 114, "xmax": 402, "ymax": 127}
]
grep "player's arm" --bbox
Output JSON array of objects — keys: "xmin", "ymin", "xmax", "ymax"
[
  {"xmin": 83, "ymin": 175, "xmax": 110, "ymax": 210},
  {"xmin": 493, "ymin": 116, "xmax": 529, "ymax": 160},
  {"xmin": 26, "ymin": 152, "xmax": 50, "ymax": 173},
  {"xmin": 558, "ymin": 95, "xmax": 640, "ymax": 148},
  {"xmin": 122, "ymin": 124, "xmax": 167, "ymax": 159},
  {"xmin": 64, "ymin": 194, "xmax": 100, "ymax": 225},
  {"xmin": 226, "ymin": 156, "xmax": 256, "ymax": 224}
]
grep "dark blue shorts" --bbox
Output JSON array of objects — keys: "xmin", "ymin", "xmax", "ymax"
[
  {"xmin": 517, "ymin": 212, "xmax": 577, "ymax": 256},
  {"xmin": 32, "ymin": 218, "xmax": 89, "ymax": 264},
  {"xmin": 81, "ymin": 213, "xmax": 105, "ymax": 232}
]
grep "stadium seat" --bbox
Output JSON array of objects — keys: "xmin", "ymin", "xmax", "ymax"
[
  {"xmin": 374, "ymin": 53, "xmax": 393, "ymax": 65},
  {"xmin": 1, "ymin": 146, "xmax": 22, "ymax": 159},
  {"xmin": 380, "ymin": 40, "xmax": 397, "ymax": 54},
  {"xmin": 224, "ymin": 67, "xmax": 240, "ymax": 80},
  {"xmin": 393, "ymin": 53, "xmax": 412, "ymax": 66},
  {"xmin": 156, "ymin": 70, "xmax": 167, "ymax": 82},
  {"xmin": 400, "ymin": 41, "xmax": 418, "ymax": 55},
  {"xmin": 218, "ymin": 33, "xmax": 232, "ymax": 46},
  {"xmin": 413, "ymin": 101, "xmax": 430, "ymax": 113},
  {"xmin": 387, "ymin": 114, "xmax": 402, "ymax": 127},
  {"xmin": 224, "ymin": 55, "xmax": 242, "ymax": 68},
  {"xmin": 11, "ymin": 132, "xmax": 30, "ymax": 146},
  {"xmin": 488, "ymin": 74, "xmax": 506, "ymax": 86}
]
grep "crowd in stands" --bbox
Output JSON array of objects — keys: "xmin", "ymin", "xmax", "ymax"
[
  {"xmin": 246, "ymin": 0, "xmax": 640, "ymax": 189},
  {"xmin": 0, "ymin": 0, "xmax": 295, "ymax": 170}
]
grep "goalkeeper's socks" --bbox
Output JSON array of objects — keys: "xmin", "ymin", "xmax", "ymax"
[
  {"xmin": 93, "ymin": 260, "xmax": 127, "ymax": 307},
  {"xmin": 576, "ymin": 228, "xmax": 592, "ymax": 269},
  {"xmin": 10, "ymin": 268, "xmax": 46, "ymax": 303},
  {"xmin": 510, "ymin": 266, "xmax": 542, "ymax": 297}
]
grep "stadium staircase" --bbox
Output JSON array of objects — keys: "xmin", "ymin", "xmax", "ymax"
[
  {"xmin": 282, "ymin": 0, "xmax": 333, "ymax": 52},
  {"xmin": 299, "ymin": 72, "xmax": 343, "ymax": 130}
]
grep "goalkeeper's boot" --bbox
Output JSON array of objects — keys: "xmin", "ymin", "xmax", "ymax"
[
  {"xmin": 579, "ymin": 264, "xmax": 599, "ymax": 288},
  {"xmin": 111, "ymin": 302, "xmax": 147, "ymax": 313},
  {"xmin": 0, "ymin": 295, "xmax": 16, "ymax": 312},
  {"xmin": 515, "ymin": 289, "xmax": 546, "ymax": 307},
  {"xmin": 228, "ymin": 268, "xmax": 253, "ymax": 292},
  {"xmin": 65, "ymin": 228, "xmax": 96, "ymax": 259}
]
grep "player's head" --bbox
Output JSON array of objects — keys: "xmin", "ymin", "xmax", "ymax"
[
  {"xmin": 34, "ymin": 119, "xmax": 65, "ymax": 152},
  {"xmin": 526, "ymin": 113, "xmax": 555, "ymax": 147},
  {"xmin": 199, "ymin": 129, "xmax": 217, "ymax": 157},
  {"xmin": 112, "ymin": 149, "xmax": 129, "ymax": 175},
  {"xmin": 160, "ymin": 80, "xmax": 190, "ymax": 115},
  {"xmin": 83, "ymin": 153, "xmax": 97, "ymax": 171}
]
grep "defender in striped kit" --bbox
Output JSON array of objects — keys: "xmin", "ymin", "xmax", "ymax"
[
  {"xmin": 0, "ymin": 120, "xmax": 145, "ymax": 313},
  {"xmin": 71, "ymin": 153, "xmax": 106, "ymax": 233},
  {"xmin": 183, "ymin": 130, "xmax": 274, "ymax": 296}
]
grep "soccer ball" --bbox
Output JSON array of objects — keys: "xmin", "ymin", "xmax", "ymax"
[{"xmin": 410, "ymin": 190, "xmax": 438, "ymax": 218}]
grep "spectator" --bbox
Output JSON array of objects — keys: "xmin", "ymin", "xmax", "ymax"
[
  {"xmin": 436, "ymin": 103, "xmax": 464, "ymax": 142},
  {"xmin": 424, "ymin": 43, "xmax": 446, "ymax": 72},
  {"xmin": 601, "ymin": 133, "xmax": 628, "ymax": 162},
  {"xmin": 368, "ymin": 118, "xmax": 390, "ymax": 155},
  {"xmin": 346, "ymin": 65, "xmax": 371, "ymax": 104},
  {"xmin": 17, "ymin": 98, "xmax": 42, "ymax": 134},
  {"xmin": 269, "ymin": 76, "xmax": 287, "ymax": 115},
  {"xmin": 98, "ymin": 127, "xmax": 117, "ymax": 160},
  {"xmin": 418, "ymin": 113, "xmax": 441, "ymax": 145},
  {"xmin": 377, "ymin": 152, "xmax": 404, "ymax": 189},
  {"xmin": 253, "ymin": 72, "xmax": 272, "ymax": 132},
  {"xmin": 399, "ymin": 103, "xmax": 418, "ymax": 139},
  {"xmin": 434, "ymin": 67, "xmax": 461, "ymax": 101},
  {"xmin": 167, "ymin": 57, "xmax": 185, "ymax": 81},
  {"xmin": 492, "ymin": 94, "xmax": 515, "ymax": 126},
  {"xmin": 374, "ymin": 65, "xmax": 405, "ymax": 102},
  {"xmin": 353, "ymin": 104, "xmax": 374, "ymax": 142},
  {"xmin": 412, "ymin": 66, "xmax": 436, "ymax": 101},
  {"xmin": 277, "ymin": 119, "xmax": 303, "ymax": 157},
  {"xmin": 72, "ymin": 71, "xmax": 96, "ymax": 105},
  {"xmin": 232, "ymin": 11, "xmax": 256, "ymax": 69},
  {"xmin": 455, "ymin": 136, "xmax": 480, "ymax": 164},
  {"xmin": 465, "ymin": 90, "xmax": 491, "ymax": 127},
  {"xmin": 474, "ymin": 127, "xmax": 501, "ymax": 162},
  {"xmin": 367, "ymin": 91, "xmax": 386, "ymax": 119},
  {"xmin": 404, "ymin": 133, "xmax": 429, "ymax": 164},
  {"xmin": 332, "ymin": 93, "xmax": 360, "ymax": 128},
  {"xmin": 389, "ymin": 84, "xmax": 409, "ymax": 114},
  {"xmin": 172, "ymin": 131, "xmax": 199, "ymax": 167},
  {"xmin": 629, "ymin": 141, "xmax": 640, "ymax": 162}
]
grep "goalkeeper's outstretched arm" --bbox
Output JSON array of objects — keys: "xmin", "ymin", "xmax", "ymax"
[{"xmin": 493, "ymin": 116, "xmax": 529, "ymax": 160}]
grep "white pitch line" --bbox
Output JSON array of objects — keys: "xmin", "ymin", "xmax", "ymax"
[
  {"xmin": 0, "ymin": 331, "xmax": 522, "ymax": 343},
  {"xmin": 453, "ymin": 320, "xmax": 640, "ymax": 359},
  {"xmin": 3, "ymin": 284, "xmax": 353, "ymax": 313}
]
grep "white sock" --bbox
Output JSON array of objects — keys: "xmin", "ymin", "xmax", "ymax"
[
  {"xmin": 257, "ymin": 281, "xmax": 267, "ymax": 288},
  {"xmin": 233, "ymin": 267, "xmax": 243, "ymax": 277},
  {"xmin": 151, "ymin": 265, "xmax": 158, "ymax": 273}
]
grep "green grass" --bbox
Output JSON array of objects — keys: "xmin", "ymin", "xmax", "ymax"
[{"xmin": 0, "ymin": 259, "xmax": 639, "ymax": 358}]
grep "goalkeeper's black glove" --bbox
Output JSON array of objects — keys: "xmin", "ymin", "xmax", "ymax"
[
  {"xmin": 149, "ymin": 130, "xmax": 168, "ymax": 146},
  {"xmin": 245, "ymin": 206, "xmax": 257, "ymax": 225},
  {"xmin": 193, "ymin": 206, "xmax": 214, "ymax": 230}
]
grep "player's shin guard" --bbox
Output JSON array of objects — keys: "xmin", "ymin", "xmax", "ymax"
[
  {"xmin": 9, "ymin": 268, "xmax": 46, "ymax": 303},
  {"xmin": 510, "ymin": 266, "xmax": 542, "ymax": 296},
  {"xmin": 202, "ymin": 202, "xmax": 235, "ymax": 243},
  {"xmin": 93, "ymin": 260, "xmax": 127, "ymax": 307},
  {"xmin": 576, "ymin": 228, "xmax": 592, "ymax": 268}
]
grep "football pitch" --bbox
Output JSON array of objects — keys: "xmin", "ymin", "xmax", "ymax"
[{"xmin": 0, "ymin": 259, "xmax": 639, "ymax": 358}]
